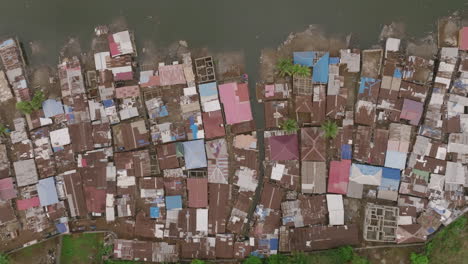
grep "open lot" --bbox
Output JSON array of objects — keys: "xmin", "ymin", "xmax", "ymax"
[
  {"xmin": 8, "ymin": 236, "xmax": 59, "ymax": 264},
  {"xmin": 60, "ymin": 233, "xmax": 104, "ymax": 264}
]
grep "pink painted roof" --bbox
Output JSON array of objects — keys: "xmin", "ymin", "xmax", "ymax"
[
  {"xmin": 269, "ymin": 134, "xmax": 299, "ymax": 161},
  {"xmin": 115, "ymin": 85, "xmax": 140, "ymax": 99},
  {"xmin": 17, "ymin": 197, "xmax": 40, "ymax": 210},
  {"xmin": 108, "ymin": 35, "xmax": 120, "ymax": 57},
  {"xmin": 460, "ymin": 27, "xmax": 468, "ymax": 51},
  {"xmin": 115, "ymin": 72, "xmax": 133, "ymax": 81},
  {"xmin": 400, "ymin": 99, "xmax": 423, "ymax": 126},
  {"xmin": 0, "ymin": 178, "xmax": 16, "ymax": 201},
  {"xmin": 328, "ymin": 159, "xmax": 351, "ymax": 194},
  {"xmin": 141, "ymin": 76, "xmax": 160, "ymax": 88},
  {"xmin": 265, "ymin": 84, "xmax": 275, "ymax": 97},
  {"xmin": 219, "ymin": 82, "xmax": 253, "ymax": 125}
]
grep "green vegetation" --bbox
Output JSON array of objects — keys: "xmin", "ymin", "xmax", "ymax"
[
  {"xmin": 15, "ymin": 91, "xmax": 45, "ymax": 114},
  {"xmin": 0, "ymin": 254, "xmax": 9, "ymax": 264},
  {"xmin": 247, "ymin": 246, "xmax": 369, "ymax": 264},
  {"xmin": 243, "ymin": 255, "xmax": 262, "ymax": 264},
  {"xmin": 321, "ymin": 120, "xmax": 339, "ymax": 139},
  {"xmin": 280, "ymin": 119, "xmax": 299, "ymax": 133},
  {"xmin": 61, "ymin": 233, "xmax": 104, "ymax": 264},
  {"xmin": 191, "ymin": 259, "xmax": 206, "ymax": 264},
  {"xmin": 410, "ymin": 216, "xmax": 468, "ymax": 264},
  {"xmin": 276, "ymin": 58, "xmax": 311, "ymax": 77},
  {"xmin": 104, "ymin": 260, "xmax": 141, "ymax": 264},
  {"xmin": 0, "ymin": 124, "xmax": 9, "ymax": 137}
]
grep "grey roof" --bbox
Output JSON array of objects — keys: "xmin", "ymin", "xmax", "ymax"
[
  {"xmin": 37, "ymin": 177, "xmax": 59, "ymax": 206},
  {"xmin": 13, "ymin": 159, "xmax": 38, "ymax": 187}
]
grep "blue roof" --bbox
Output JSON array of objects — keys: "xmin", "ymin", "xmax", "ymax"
[
  {"xmin": 312, "ymin": 52, "xmax": 329, "ymax": 83},
  {"xmin": 43, "ymin": 99, "xmax": 64, "ymax": 118},
  {"xmin": 37, "ymin": 177, "xmax": 59, "ymax": 207},
  {"xmin": 379, "ymin": 167, "xmax": 401, "ymax": 191},
  {"xmin": 56, "ymin": 223, "xmax": 67, "ymax": 234},
  {"xmin": 384, "ymin": 151, "xmax": 407, "ymax": 170},
  {"xmin": 199, "ymin": 82, "xmax": 218, "ymax": 97},
  {"xmin": 382, "ymin": 167, "xmax": 401, "ymax": 180},
  {"xmin": 166, "ymin": 195, "xmax": 182, "ymax": 210},
  {"xmin": 341, "ymin": 144, "xmax": 352, "ymax": 160},
  {"xmin": 183, "ymin": 140, "xmax": 207, "ymax": 169},
  {"xmin": 150, "ymin": 207, "xmax": 160, "ymax": 218},
  {"xmin": 102, "ymin": 99, "xmax": 115, "ymax": 108},
  {"xmin": 353, "ymin": 163, "xmax": 382, "ymax": 176},
  {"xmin": 270, "ymin": 238, "xmax": 279, "ymax": 250},
  {"xmin": 358, "ymin": 77, "xmax": 381, "ymax": 95},
  {"xmin": 329, "ymin": 57, "xmax": 340, "ymax": 64},
  {"xmin": 293, "ymin": 51, "xmax": 315, "ymax": 67},
  {"xmin": 0, "ymin": 39, "xmax": 14, "ymax": 48},
  {"xmin": 393, "ymin": 68, "xmax": 402, "ymax": 79}
]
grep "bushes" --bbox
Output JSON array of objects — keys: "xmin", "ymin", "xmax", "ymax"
[
  {"xmin": 410, "ymin": 253, "xmax": 429, "ymax": 264},
  {"xmin": 243, "ymin": 255, "xmax": 262, "ymax": 264},
  {"xmin": 0, "ymin": 254, "xmax": 9, "ymax": 264}
]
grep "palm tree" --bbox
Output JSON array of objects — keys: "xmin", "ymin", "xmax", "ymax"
[
  {"xmin": 294, "ymin": 64, "xmax": 311, "ymax": 77},
  {"xmin": 321, "ymin": 120, "xmax": 338, "ymax": 139},
  {"xmin": 280, "ymin": 119, "xmax": 299, "ymax": 133},
  {"xmin": 277, "ymin": 58, "xmax": 293, "ymax": 77}
]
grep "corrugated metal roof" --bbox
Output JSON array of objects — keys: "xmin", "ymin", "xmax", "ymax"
[{"xmin": 37, "ymin": 177, "xmax": 59, "ymax": 207}]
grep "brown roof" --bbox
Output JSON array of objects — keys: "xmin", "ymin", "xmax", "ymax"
[
  {"xmin": 63, "ymin": 171, "xmax": 87, "ymax": 217},
  {"xmin": 187, "ymin": 178, "xmax": 208, "ymax": 208},
  {"xmin": 259, "ymin": 182, "xmax": 285, "ymax": 210},
  {"xmin": 113, "ymin": 119, "xmax": 150, "ymax": 151},
  {"xmin": 326, "ymin": 88, "xmax": 347, "ymax": 119},
  {"xmin": 163, "ymin": 177, "xmax": 186, "ymax": 196},
  {"xmin": 12, "ymin": 140, "xmax": 34, "ymax": 161},
  {"xmin": 215, "ymin": 234, "xmax": 235, "ymax": 259},
  {"xmin": 69, "ymin": 122, "xmax": 94, "ymax": 153},
  {"xmin": 311, "ymin": 85, "xmax": 326, "ymax": 125},
  {"xmin": 156, "ymin": 143, "xmax": 180, "ymax": 170},
  {"xmin": 114, "ymin": 150, "xmax": 151, "ymax": 177},
  {"xmin": 180, "ymin": 237, "xmax": 216, "ymax": 259},
  {"xmin": 301, "ymin": 161, "xmax": 327, "ymax": 194},
  {"xmin": 264, "ymin": 101, "xmax": 288, "ymax": 129},
  {"xmin": 54, "ymin": 145, "xmax": 76, "ymax": 173},
  {"xmin": 354, "ymin": 126, "xmax": 371, "ymax": 163},
  {"xmin": 92, "ymin": 122, "xmax": 112, "ymax": 148},
  {"xmin": 355, "ymin": 100, "xmax": 376, "ymax": 126},
  {"xmin": 208, "ymin": 183, "xmax": 232, "ymax": 235},
  {"xmin": 265, "ymin": 160, "xmax": 300, "ymax": 191},
  {"xmin": 201, "ymin": 110, "xmax": 226, "ymax": 139},
  {"xmin": 301, "ymin": 127, "xmax": 326, "ymax": 161},
  {"xmin": 251, "ymin": 210, "xmax": 281, "ymax": 237},
  {"xmin": 280, "ymin": 224, "xmax": 359, "ymax": 252},
  {"xmin": 231, "ymin": 120, "xmax": 256, "ymax": 134},
  {"xmin": 233, "ymin": 241, "xmax": 252, "ymax": 259},
  {"xmin": 227, "ymin": 190, "xmax": 254, "ymax": 234},
  {"xmin": 0, "ymin": 201, "xmax": 16, "ymax": 224},
  {"xmin": 399, "ymin": 81, "xmax": 429, "ymax": 103},
  {"xmin": 134, "ymin": 211, "xmax": 156, "ymax": 239},
  {"xmin": 369, "ymin": 129, "xmax": 389, "ymax": 166}
]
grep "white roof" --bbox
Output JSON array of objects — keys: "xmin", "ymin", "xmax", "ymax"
[
  {"xmin": 202, "ymin": 100, "xmax": 221, "ymax": 112},
  {"xmin": 184, "ymin": 86, "xmax": 197, "ymax": 96},
  {"xmin": 445, "ymin": 162, "xmax": 466, "ymax": 185},
  {"xmin": 49, "ymin": 128, "xmax": 71, "ymax": 148},
  {"xmin": 326, "ymin": 194, "xmax": 344, "ymax": 226},
  {"xmin": 112, "ymin": 31, "xmax": 134, "ymax": 56},
  {"xmin": 94, "ymin": 52, "xmax": 110, "ymax": 71},
  {"xmin": 196, "ymin": 208, "xmax": 208, "ymax": 232},
  {"xmin": 385, "ymin": 38, "xmax": 401, "ymax": 55},
  {"xmin": 271, "ymin": 163, "xmax": 285, "ymax": 181}
]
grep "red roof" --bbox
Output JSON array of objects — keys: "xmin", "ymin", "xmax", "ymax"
[
  {"xmin": 187, "ymin": 178, "xmax": 208, "ymax": 208},
  {"xmin": 269, "ymin": 134, "xmax": 299, "ymax": 161},
  {"xmin": 115, "ymin": 85, "xmax": 140, "ymax": 99},
  {"xmin": 460, "ymin": 27, "xmax": 468, "ymax": 51},
  {"xmin": 328, "ymin": 159, "xmax": 351, "ymax": 194},
  {"xmin": 237, "ymin": 83, "xmax": 249, "ymax": 102},
  {"xmin": 17, "ymin": 197, "xmax": 40, "ymax": 210},
  {"xmin": 0, "ymin": 178, "xmax": 16, "ymax": 201},
  {"xmin": 202, "ymin": 110, "xmax": 225, "ymax": 139}
]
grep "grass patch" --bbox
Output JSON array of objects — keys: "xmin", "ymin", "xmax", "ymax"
[
  {"xmin": 61, "ymin": 233, "xmax": 104, "ymax": 264},
  {"xmin": 410, "ymin": 215, "xmax": 468, "ymax": 264}
]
